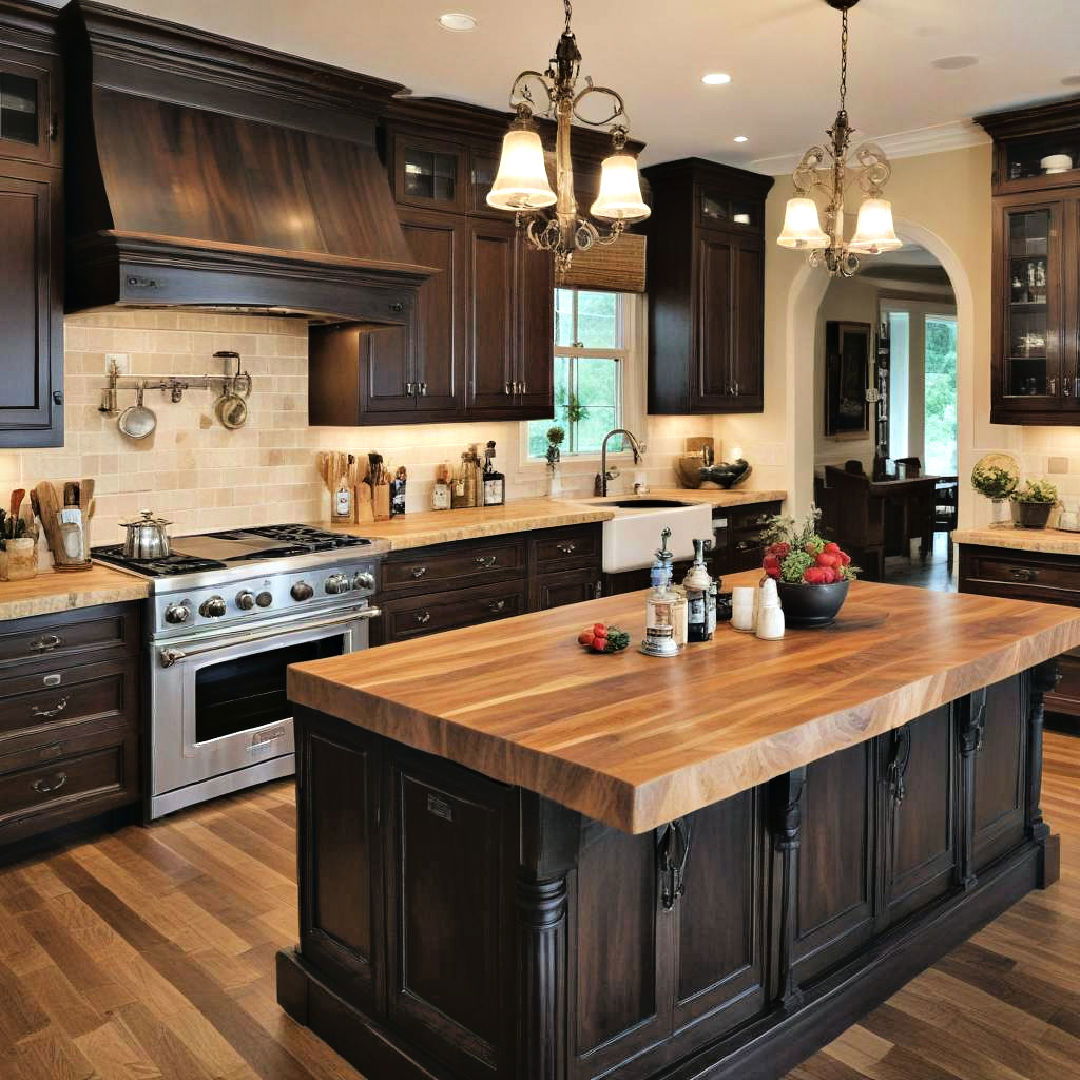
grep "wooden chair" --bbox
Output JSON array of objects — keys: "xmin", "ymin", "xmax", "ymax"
[
  {"xmin": 844, "ymin": 459, "xmax": 866, "ymax": 475},
  {"xmin": 934, "ymin": 477, "xmax": 959, "ymax": 568},
  {"xmin": 822, "ymin": 466, "xmax": 886, "ymax": 580}
]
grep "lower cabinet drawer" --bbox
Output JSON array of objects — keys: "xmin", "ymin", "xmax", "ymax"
[
  {"xmin": 382, "ymin": 538, "xmax": 526, "ymax": 595},
  {"xmin": 380, "ymin": 582, "xmax": 528, "ymax": 643},
  {"xmin": 0, "ymin": 604, "xmax": 140, "ymax": 673},
  {"xmin": 532, "ymin": 567, "xmax": 601, "ymax": 611},
  {"xmin": 0, "ymin": 727, "xmax": 138, "ymax": 843},
  {"xmin": 964, "ymin": 554, "xmax": 1080, "ymax": 605},
  {"xmin": 0, "ymin": 658, "xmax": 137, "ymax": 744}
]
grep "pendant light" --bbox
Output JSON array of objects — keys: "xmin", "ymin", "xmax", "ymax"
[
  {"xmin": 487, "ymin": 0, "xmax": 650, "ymax": 271},
  {"xmin": 776, "ymin": 0, "xmax": 901, "ymax": 276}
]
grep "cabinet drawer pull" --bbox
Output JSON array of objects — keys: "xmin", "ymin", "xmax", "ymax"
[
  {"xmin": 31, "ymin": 772, "xmax": 67, "ymax": 795},
  {"xmin": 29, "ymin": 634, "xmax": 63, "ymax": 653},
  {"xmin": 126, "ymin": 275, "xmax": 160, "ymax": 290},
  {"xmin": 389, "ymin": 302, "xmax": 404, "ymax": 313},
  {"xmin": 504, "ymin": 382, "xmax": 513, "ymax": 395},
  {"xmin": 405, "ymin": 381, "xmax": 415, "ymax": 396},
  {"xmin": 410, "ymin": 565, "xmax": 429, "ymax": 579},
  {"xmin": 414, "ymin": 610, "xmax": 431, "ymax": 625},
  {"xmin": 475, "ymin": 554, "xmax": 498, "ymax": 568},
  {"xmin": 487, "ymin": 599, "xmax": 507, "ymax": 613},
  {"xmin": 556, "ymin": 541, "xmax": 577, "ymax": 555},
  {"xmin": 1008, "ymin": 567, "xmax": 1038, "ymax": 582},
  {"xmin": 1049, "ymin": 377, "xmax": 1058, "ymax": 395},
  {"xmin": 418, "ymin": 382, "xmax": 428, "ymax": 397},
  {"xmin": 30, "ymin": 696, "xmax": 69, "ymax": 719}
]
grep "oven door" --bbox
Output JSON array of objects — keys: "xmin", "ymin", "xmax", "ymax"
[{"xmin": 150, "ymin": 607, "xmax": 377, "ymax": 813}]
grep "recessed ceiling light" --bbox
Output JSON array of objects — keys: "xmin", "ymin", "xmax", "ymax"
[
  {"xmin": 733, "ymin": 135, "xmax": 749, "ymax": 143},
  {"xmin": 930, "ymin": 55, "xmax": 979, "ymax": 70},
  {"xmin": 701, "ymin": 73, "xmax": 732, "ymax": 86},
  {"xmin": 438, "ymin": 12, "xmax": 477, "ymax": 31}
]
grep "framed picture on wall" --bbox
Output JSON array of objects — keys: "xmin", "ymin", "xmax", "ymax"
[{"xmin": 825, "ymin": 321, "xmax": 871, "ymax": 438}]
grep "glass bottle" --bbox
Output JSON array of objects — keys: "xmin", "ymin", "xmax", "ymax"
[
  {"xmin": 642, "ymin": 528, "xmax": 680, "ymax": 657},
  {"xmin": 483, "ymin": 440, "xmax": 505, "ymax": 506},
  {"xmin": 683, "ymin": 538, "xmax": 713, "ymax": 643}
]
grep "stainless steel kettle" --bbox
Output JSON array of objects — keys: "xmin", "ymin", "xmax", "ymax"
[{"xmin": 120, "ymin": 509, "xmax": 172, "ymax": 560}]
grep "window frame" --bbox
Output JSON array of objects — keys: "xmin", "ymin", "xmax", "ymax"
[{"xmin": 520, "ymin": 288, "xmax": 647, "ymax": 471}]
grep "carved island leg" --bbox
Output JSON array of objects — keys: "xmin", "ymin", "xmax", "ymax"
[
  {"xmin": 768, "ymin": 766, "xmax": 807, "ymax": 1012},
  {"xmin": 516, "ymin": 793, "xmax": 578, "ymax": 1080},
  {"xmin": 1028, "ymin": 660, "xmax": 1061, "ymax": 887},
  {"xmin": 957, "ymin": 686, "xmax": 987, "ymax": 891}
]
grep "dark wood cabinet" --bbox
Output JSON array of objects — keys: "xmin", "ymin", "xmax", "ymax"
[
  {"xmin": 976, "ymin": 96, "xmax": 1080, "ymax": 425},
  {"xmin": 307, "ymin": 102, "xmax": 559, "ymax": 426},
  {"xmin": 376, "ymin": 524, "xmax": 603, "ymax": 645},
  {"xmin": 283, "ymin": 666, "xmax": 1049, "ymax": 1080},
  {"xmin": 0, "ymin": 7, "xmax": 63, "ymax": 449},
  {"xmin": 0, "ymin": 602, "xmax": 141, "ymax": 857},
  {"xmin": 958, "ymin": 542, "xmax": 1080, "ymax": 732},
  {"xmin": 642, "ymin": 158, "xmax": 772, "ymax": 416}
]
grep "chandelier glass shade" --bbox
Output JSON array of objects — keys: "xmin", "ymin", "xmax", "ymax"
[
  {"xmin": 776, "ymin": 0, "xmax": 901, "ymax": 276},
  {"xmin": 487, "ymin": 0, "xmax": 649, "ymax": 270}
]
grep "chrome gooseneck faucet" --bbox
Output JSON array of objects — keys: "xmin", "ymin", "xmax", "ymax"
[{"xmin": 596, "ymin": 428, "xmax": 644, "ymax": 497}]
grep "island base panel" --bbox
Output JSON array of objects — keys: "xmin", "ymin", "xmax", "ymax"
[{"xmin": 277, "ymin": 667, "xmax": 1058, "ymax": 1080}]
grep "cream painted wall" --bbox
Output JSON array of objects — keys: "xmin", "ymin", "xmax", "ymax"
[{"xmin": 729, "ymin": 142, "xmax": 1027, "ymax": 527}]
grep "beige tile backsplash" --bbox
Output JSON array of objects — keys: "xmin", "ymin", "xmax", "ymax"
[{"xmin": 0, "ymin": 311, "xmax": 710, "ymax": 556}]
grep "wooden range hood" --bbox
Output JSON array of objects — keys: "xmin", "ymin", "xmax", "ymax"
[{"xmin": 61, "ymin": 2, "xmax": 433, "ymax": 324}]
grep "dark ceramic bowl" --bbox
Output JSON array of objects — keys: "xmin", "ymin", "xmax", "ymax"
[
  {"xmin": 777, "ymin": 579, "xmax": 850, "ymax": 629},
  {"xmin": 699, "ymin": 460, "xmax": 752, "ymax": 489}
]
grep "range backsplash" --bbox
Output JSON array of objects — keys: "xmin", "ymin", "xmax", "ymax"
[{"xmin": 0, "ymin": 311, "xmax": 710, "ymax": 554}]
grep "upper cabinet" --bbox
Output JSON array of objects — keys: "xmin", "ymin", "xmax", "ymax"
[
  {"xmin": 308, "ymin": 101, "xmax": 559, "ymax": 426},
  {"xmin": 0, "ymin": 7, "xmax": 62, "ymax": 449},
  {"xmin": 642, "ymin": 158, "xmax": 773, "ymax": 415},
  {"xmin": 976, "ymin": 95, "xmax": 1080, "ymax": 425}
]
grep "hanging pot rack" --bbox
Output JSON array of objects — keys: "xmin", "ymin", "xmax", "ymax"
[{"xmin": 98, "ymin": 350, "xmax": 252, "ymax": 415}]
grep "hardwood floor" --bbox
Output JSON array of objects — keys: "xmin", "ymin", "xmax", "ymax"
[{"xmin": 0, "ymin": 736, "xmax": 1077, "ymax": 1080}]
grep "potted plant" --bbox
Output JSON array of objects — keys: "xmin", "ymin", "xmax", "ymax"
[
  {"xmin": 545, "ymin": 426, "xmax": 565, "ymax": 497},
  {"xmin": 762, "ymin": 508, "xmax": 860, "ymax": 628},
  {"xmin": 1011, "ymin": 478, "xmax": 1058, "ymax": 529},
  {"xmin": 970, "ymin": 455, "xmax": 1019, "ymax": 525}
]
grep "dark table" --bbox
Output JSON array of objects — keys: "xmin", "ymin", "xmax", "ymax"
[{"xmin": 870, "ymin": 474, "xmax": 943, "ymax": 561}]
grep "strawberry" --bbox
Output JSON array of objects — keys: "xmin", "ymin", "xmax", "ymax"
[
  {"xmin": 804, "ymin": 567, "xmax": 828, "ymax": 584},
  {"xmin": 839, "ymin": 551, "xmax": 852, "ymax": 566},
  {"xmin": 816, "ymin": 552, "xmax": 839, "ymax": 568},
  {"xmin": 768, "ymin": 541, "xmax": 790, "ymax": 557},
  {"xmin": 591, "ymin": 638, "xmax": 607, "ymax": 653},
  {"xmin": 593, "ymin": 623, "xmax": 606, "ymax": 635},
  {"xmin": 824, "ymin": 541, "xmax": 841, "ymax": 553},
  {"xmin": 578, "ymin": 630, "xmax": 595, "ymax": 646},
  {"xmin": 765, "ymin": 564, "xmax": 780, "ymax": 579}
]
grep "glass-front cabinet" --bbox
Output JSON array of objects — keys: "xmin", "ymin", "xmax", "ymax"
[
  {"xmin": 0, "ymin": 47, "xmax": 57, "ymax": 165},
  {"xmin": 979, "ymin": 95, "xmax": 1080, "ymax": 425}
]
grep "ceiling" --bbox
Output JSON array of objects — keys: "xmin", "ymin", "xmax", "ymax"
[
  {"xmin": 858, "ymin": 243, "xmax": 954, "ymax": 291},
  {"xmin": 52, "ymin": 0, "xmax": 1080, "ymax": 169}
]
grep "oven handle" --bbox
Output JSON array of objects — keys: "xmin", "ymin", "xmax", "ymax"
[{"xmin": 157, "ymin": 607, "xmax": 381, "ymax": 669}]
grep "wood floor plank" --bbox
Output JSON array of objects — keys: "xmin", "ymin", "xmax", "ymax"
[{"xmin": 0, "ymin": 732, "xmax": 1076, "ymax": 1080}]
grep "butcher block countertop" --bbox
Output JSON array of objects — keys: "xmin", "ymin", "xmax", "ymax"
[
  {"xmin": 952, "ymin": 525, "xmax": 1080, "ymax": 556},
  {"xmin": 323, "ymin": 489, "xmax": 786, "ymax": 551},
  {"xmin": 0, "ymin": 565, "xmax": 149, "ymax": 622},
  {"xmin": 288, "ymin": 574, "xmax": 1080, "ymax": 833}
]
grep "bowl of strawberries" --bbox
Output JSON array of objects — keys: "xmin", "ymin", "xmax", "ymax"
[{"xmin": 761, "ymin": 509, "xmax": 859, "ymax": 628}]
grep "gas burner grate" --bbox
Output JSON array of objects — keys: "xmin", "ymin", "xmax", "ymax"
[
  {"xmin": 239, "ymin": 524, "xmax": 372, "ymax": 550},
  {"xmin": 91, "ymin": 545, "xmax": 227, "ymax": 577}
]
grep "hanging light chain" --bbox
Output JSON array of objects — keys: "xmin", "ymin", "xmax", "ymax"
[
  {"xmin": 838, "ymin": 8, "xmax": 849, "ymax": 117},
  {"xmin": 563, "ymin": 0, "xmax": 573, "ymax": 34}
]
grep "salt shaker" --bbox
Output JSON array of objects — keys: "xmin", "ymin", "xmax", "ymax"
[{"xmin": 755, "ymin": 578, "xmax": 786, "ymax": 640}]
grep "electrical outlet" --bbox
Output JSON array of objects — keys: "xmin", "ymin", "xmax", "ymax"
[
  {"xmin": 105, "ymin": 352, "xmax": 130, "ymax": 374},
  {"xmin": 1048, "ymin": 456, "xmax": 1069, "ymax": 475}
]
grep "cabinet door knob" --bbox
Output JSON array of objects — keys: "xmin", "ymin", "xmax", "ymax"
[
  {"xmin": 414, "ymin": 610, "xmax": 431, "ymax": 625},
  {"xmin": 389, "ymin": 302, "xmax": 404, "ymax": 313},
  {"xmin": 405, "ymin": 381, "xmax": 415, "ymax": 396},
  {"xmin": 1049, "ymin": 377, "xmax": 1058, "ymax": 395},
  {"xmin": 418, "ymin": 382, "xmax": 428, "ymax": 396},
  {"xmin": 504, "ymin": 382, "xmax": 512, "ymax": 395},
  {"xmin": 488, "ymin": 599, "xmax": 506, "ymax": 613},
  {"xmin": 410, "ymin": 565, "xmax": 428, "ymax": 579},
  {"xmin": 1008, "ymin": 567, "xmax": 1037, "ymax": 582}
]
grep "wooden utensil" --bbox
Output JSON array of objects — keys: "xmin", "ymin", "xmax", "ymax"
[
  {"xmin": 79, "ymin": 478, "xmax": 95, "ymax": 512},
  {"xmin": 33, "ymin": 481, "xmax": 66, "ymax": 564}
]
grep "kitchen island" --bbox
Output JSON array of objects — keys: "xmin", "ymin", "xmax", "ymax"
[{"xmin": 277, "ymin": 578, "xmax": 1080, "ymax": 1080}]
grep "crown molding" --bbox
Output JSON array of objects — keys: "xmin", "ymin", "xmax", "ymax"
[{"xmin": 749, "ymin": 119, "xmax": 990, "ymax": 176}]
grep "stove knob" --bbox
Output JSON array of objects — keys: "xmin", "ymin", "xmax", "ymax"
[
  {"xmin": 235, "ymin": 591, "xmax": 256, "ymax": 611},
  {"xmin": 256, "ymin": 591, "xmax": 273, "ymax": 608},
  {"xmin": 324, "ymin": 573, "xmax": 350, "ymax": 595},
  {"xmin": 291, "ymin": 581, "xmax": 314, "ymax": 602},
  {"xmin": 351, "ymin": 571, "xmax": 376, "ymax": 592},
  {"xmin": 165, "ymin": 602, "xmax": 191, "ymax": 625},
  {"xmin": 198, "ymin": 596, "xmax": 227, "ymax": 618}
]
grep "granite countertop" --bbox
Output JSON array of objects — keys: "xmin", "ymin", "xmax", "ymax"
[
  {"xmin": 0, "ymin": 565, "xmax": 150, "ymax": 623},
  {"xmin": 323, "ymin": 490, "xmax": 787, "ymax": 552},
  {"xmin": 288, "ymin": 573, "xmax": 1080, "ymax": 833},
  {"xmin": 952, "ymin": 525, "xmax": 1080, "ymax": 557}
]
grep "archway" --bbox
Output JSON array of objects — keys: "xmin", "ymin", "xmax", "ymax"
[{"xmin": 782, "ymin": 217, "xmax": 976, "ymax": 529}]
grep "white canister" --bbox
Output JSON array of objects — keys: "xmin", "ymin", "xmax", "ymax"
[
  {"xmin": 755, "ymin": 578, "xmax": 785, "ymax": 640},
  {"xmin": 731, "ymin": 585, "xmax": 756, "ymax": 632}
]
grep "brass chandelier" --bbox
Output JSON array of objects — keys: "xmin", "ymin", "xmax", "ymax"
[
  {"xmin": 486, "ymin": 0, "xmax": 650, "ymax": 270},
  {"xmin": 776, "ymin": 0, "xmax": 901, "ymax": 276}
]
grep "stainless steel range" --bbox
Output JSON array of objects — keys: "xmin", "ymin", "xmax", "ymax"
[{"xmin": 93, "ymin": 524, "xmax": 386, "ymax": 819}]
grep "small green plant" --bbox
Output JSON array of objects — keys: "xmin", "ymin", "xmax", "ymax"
[
  {"xmin": 970, "ymin": 462, "xmax": 1018, "ymax": 500},
  {"xmin": 565, "ymin": 393, "xmax": 587, "ymax": 426},
  {"xmin": 545, "ymin": 426, "xmax": 565, "ymax": 471},
  {"xmin": 1012, "ymin": 478, "xmax": 1058, "ymax": 504}
]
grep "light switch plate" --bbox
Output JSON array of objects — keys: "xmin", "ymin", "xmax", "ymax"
[
  {"xmin": 105, "ymin": 352, "xmax": 130, "ymax": 374},
  {"xmin": 1047, "ymin": 456, "xmax": 1069, "ymax": 474}
]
